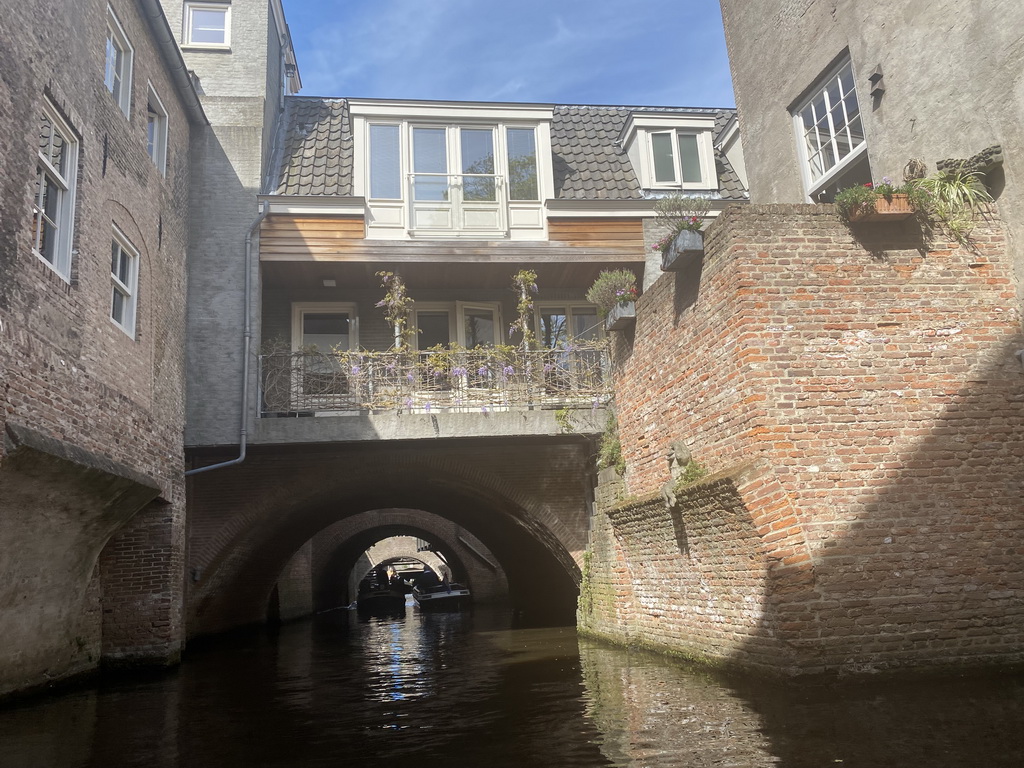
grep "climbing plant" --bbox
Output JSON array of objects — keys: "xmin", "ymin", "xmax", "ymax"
[
  {"xmin": 375, "ymin": 270, "xmax": 415, "ymax": 350},
  {"xmin": 511, "ymin": 269, "xmax": 538, "ymax": 350}
]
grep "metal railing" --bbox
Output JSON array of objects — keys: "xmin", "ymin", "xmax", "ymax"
[{"xmin": 259, "ymin": 343, "xmax": 611, "ymax": 415}]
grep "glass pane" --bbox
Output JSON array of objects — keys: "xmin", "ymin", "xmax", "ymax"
[
  {"xmin": 812, "ymin": 95, "xmax": 827, "ymax": 124},
  {"xmin": 839, "ymin": 63, "xmax": 855, "ymax": 97},
  {"xmin": 539, "ymin": 309, "xmax": 569, "ymax": 348},
  {"xmin": 302, "ymin": 312, "xmax": 350, "ymax": 352},
  {"xmin": 413, "ymin": 128, "xmax": 446, "ymax": 173},
  {"xmin": 570, "ymin": 307, "xmax": 600, "ymax": 341},
  {"xmin": 507, "ymin": 128, "xmax": 538, "ymax": 201},
  {"xmin": 825, "ymin": 80, "xmax": 841, "ymax": 112},
  {"xmin": 416, "ymin": 311, "xmax": 450, "ymax": 348},
  {"xmin": 651, "ymin": 133, "xmax": 675, "ymax": 183},
  {"xmin": 112, "ymin": 290, "xmax": 125, "ymax": 323},
  {"xmin": 678, "ymin": 134, "xmax": 702, "ymax": 184},
  {"xmin": 111, "ymin": 242, "xmax": 120, "ymax": 274},
  {"xmin": 413, "ymin": 176, "xmax": 449, "ymax": 202},
  {"xmin": 39, "ymin": 115, "xmax": 52, "ymax": 155},
  {"xmin": 104, "ymin": 35, "xmax": 118, "ymax": 93},
  {"xmin": 460, "ymin": 129, "xmax": 495, "ymax": 201},
  {"xmin": 463, "ymin": 308, "xmax": 496, "ymax": 348},
  {"xmin": 369, "ymin": 124, "xmax": 401, "ymax": 199},
  {"xmin": 147, "ymin": 113, "xmax": 157, "ymax": 158},
  {"xmin": 48, "ymin": 126, "xmax": 66, "ymax": 177},
  {"xmin": 800, "ymin": 105, "xmax": 815, "ymax": 131},
  {"xmin": 847, "ymin": 115, "xmax": 865, "ymax": 146},
  {"xmin": 191, "ymin": 9, "xmax": 226, "ymax": 43}
]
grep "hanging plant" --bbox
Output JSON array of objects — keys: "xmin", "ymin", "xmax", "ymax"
[{"xmin": 375, "ymin": 271, "xmax": 415, "ymax": 350}]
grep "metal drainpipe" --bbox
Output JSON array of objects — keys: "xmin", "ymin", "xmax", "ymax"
[{"xmin": 186, "ymin": 201, "xmax": 270, "ymax": 476}]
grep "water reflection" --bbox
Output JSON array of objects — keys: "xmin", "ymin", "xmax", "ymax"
[{"xmin": 0, "ymin": 607, "xmax": 1021, "ymax": 768}]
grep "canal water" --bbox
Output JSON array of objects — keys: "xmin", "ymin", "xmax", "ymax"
[{"xmin": 1, "ymin": 605, "xmax": 1022, "ymax": 767}]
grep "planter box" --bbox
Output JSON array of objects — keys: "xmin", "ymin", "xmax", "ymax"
[
  {"xmin": 847, "ymin": 193, "xmax": 915, "ymax": 222},
  {"xmin": 661, "ymin": 229, "xmax": 704, "ymax": 271},
  {"xmin": 605, "ymin": 302, "xmax": 636, "ymax": 331}
]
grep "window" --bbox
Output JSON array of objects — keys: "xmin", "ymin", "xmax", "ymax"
[
  {"xmin": 366, "ymin": 121, "xmax": 541, "ymax": 235},
  {"xmin": 412, "ymin": 303, "xmax": 502, "ymax": 349},
  {"xmin": 146, "ymin": 85, "xmax": 168, "ymax": 174},
  {"xmin": 110, "ymin": 229, "xmax": 139, "ymax": 337},
  {"xmin": 32, "ymin": 103, "xmax": 78, "ymax": 279},
  {"xmin": 104, "ymin": 6, "xmax": 133, "ymax": 116},
  {"xmin": 536, "ymin": 303, "xmax": 601, "ymax": 348},
  {"xmin": 184, "ymin": 2, "xmax": 230, "ymax": 47},
  {"xmin": 648, "ymin": 130, "xmax": 711, "ymax": 188},
  {"xmin": 793, "ymin": 58, "xmax": 868, "ymax": 197}
]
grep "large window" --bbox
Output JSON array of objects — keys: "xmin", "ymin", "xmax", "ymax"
[
  {"xmin": 147, "ymin": 85, "xmax": 168, "ymax": 175},
  {"xmin": 367, "ymin": 122, "xmax": 539, "ymax": 235},
  {"xmin": 110, "ymin": 229, "xmax": 139, "ymax": 337},
  {"xmin": 413, "ymin": 303, "xmax": 501, "ymax": 349},
  {"xmin": 794, "ymin": 58, "xmax": 867, "ymax": 196},
  {"xmin": 33, "ymin": 103, "xmax": 78, "ymax": 279},
  {"xmin": 536, "ymin": 303, "xmax": 601, "ymax": 348},
  {"xmin": 105, "ymin": 6, "xmax": 133, "ymax": 116},
  {"xmin": 184, "ymin": 2, "xmax": 230, "ymax": 47}
]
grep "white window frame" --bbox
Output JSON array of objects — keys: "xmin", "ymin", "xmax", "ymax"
[
  {"xmin": 792, "ymin": 57, "xmax": 868, "ymax": 199},
  {"xmin": 534, "ymin": 301, "xmax": 603, "ymax": 347},
  {"xmin": 290, "ymin": 302, "xmax": 359, "ymax": 352},
  {"xmin": 183, "ymin": 2, "xmax": 231, "ymax": 49},
  {"xmin": 645, "ymin": 129, "xmax": 716, "ymax": 190},
  {"xmin": 110, "ymin": 227, "xmax": 139, "ymax": 337},
  {"xmin": 32, "ymin": 101, "xmax": 79, "ymax": 280},
  {"xmin": 146, "ymin": 84, "xmax": 169, "ymax": 175},
  {"xmin": 104, "ymin": 5, "xmax": 134, "ymax": 117},
  {"xmin": 411, "ymin": 301, "xmax": 503, "ymax": 350}
]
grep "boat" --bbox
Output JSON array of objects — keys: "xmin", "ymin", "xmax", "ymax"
[
  {"xmin": 412, "ymin": 582, "xmax": 472, "ymax": 611},
  {"xmin": 356, "ymin": 569, "xmax": 406, "ymax": 614}
]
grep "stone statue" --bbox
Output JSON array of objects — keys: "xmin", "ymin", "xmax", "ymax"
[{"xmin": 661, "ymin": 440, "xmax": 692, "ymax": 508}]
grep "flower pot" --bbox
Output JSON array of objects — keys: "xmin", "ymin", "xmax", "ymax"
[
  {"xmin": 661, "ymin": 229, "xmax": 704, "ymax": 271},
  {"xmin": 605, "ymin": 302, "xmax": 636, "ymax": 331},
  {"xmin": 847, "ymin": 193, "xmax": 915, "ymax": 222}
]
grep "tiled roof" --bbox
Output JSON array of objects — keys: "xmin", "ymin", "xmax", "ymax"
[
  {"xmin": 268, "ymin": 98, "xmax": 746, "ymax": 201},
  {"xmin": 272, "ymin": 97, "xmax": 351, "ymax": 196}
]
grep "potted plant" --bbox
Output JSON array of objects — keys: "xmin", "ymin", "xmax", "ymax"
[
  {"xmin": 652, "ymin": 194, "xmax": 711, "ymax": 270},
  {"xmin": 586, "ymin": 269, "xmax": 638, "ymax": 331},
  {"xmin": 910, "ymin": 168, "xmax": 993, "ymax": 244},
  {"xmin": 835, "ymin": 178, "xmax": 921, "ymax": 222}
]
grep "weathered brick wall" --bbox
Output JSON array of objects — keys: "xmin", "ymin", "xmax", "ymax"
[
  {"xmin": 589, "ymin": 204, "xmax": 1024, "ymax": 674},
  {"xmin": 0, "ymin": 0, "xmax": 192, "ymax": 694}
]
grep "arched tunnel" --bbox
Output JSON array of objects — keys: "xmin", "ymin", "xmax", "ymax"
[{"xmin": 186, "ymin": 438, "xmax": 595, "ymax": 636}]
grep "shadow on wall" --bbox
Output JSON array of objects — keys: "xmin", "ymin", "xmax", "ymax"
[{"xmin": 585, "ymin": 205, "xmax": 1024, "ymax": 677}]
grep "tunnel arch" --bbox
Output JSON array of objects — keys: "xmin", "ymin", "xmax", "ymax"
[
  {"xmin": 309, "ymin": 510, "xmax": 509, "ymax": 611},
  {"xmin": 186, "ymin": 441, "xmax": 595, "ymax": 637}
]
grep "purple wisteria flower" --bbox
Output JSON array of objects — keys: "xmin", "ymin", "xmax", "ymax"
[
  {"xmin": 403, "ymin": 397, "xmax": 414, "ymax": 409},
  {"xmin": 406, "ymin": 372, "xmax": 415, "ymax": 382},
  {"xmin": 477, "ymin": 366, "xmax": 489, "ymax": 376},
  {"xmin": 451, "ymin": 366, "xmax": 467, "ymax": 377},
  {"xmin": 350, "ymin": 365, "xmax": 361, "ymax": 375},
  {"xmin": 502, "ymin": 365, "xmax": 515, "ymax": 376},
  {"xmin": 543, "ymin": 363, "xmax": 554, "ymax": 372},
  {"xmin": 424, "ymin": 403, "xmax": 432, "ymax": 412}
]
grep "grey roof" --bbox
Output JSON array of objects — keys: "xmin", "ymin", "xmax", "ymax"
[
  {"xmin": 272, "ymin": 97, "xmax": 352, "ymax": 196},
  {"xmin": 268, "ymin": 98, "xmax": 746, "ymax": 201}
]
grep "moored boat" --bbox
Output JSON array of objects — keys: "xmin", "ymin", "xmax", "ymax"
[{"xmin": 412, "ymin": 582, "xmax": 472, "ymax": 611}]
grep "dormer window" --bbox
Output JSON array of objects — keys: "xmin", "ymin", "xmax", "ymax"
[
  {"xmin": 620, "ymin": 112, "xmax": 718, "ymax": 191},
  {"xmin": 353, "ymin": 101, "xmax": 552, "ymax": 240}
]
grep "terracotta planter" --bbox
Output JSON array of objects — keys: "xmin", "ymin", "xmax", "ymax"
[
  {"xmin": 605, "ymin": 302, "xmax": 636, "ymax": 331},
  {"xmin": 661, "ymin": 229, "xmax": 704, "ymax": 271},
  {"xmin": 847, "ymin": 193, "xmax": 915, "ymax": 222}
]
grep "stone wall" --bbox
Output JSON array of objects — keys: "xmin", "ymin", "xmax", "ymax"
[
  {"xmin": 582, "ymin": 204, "xmax": 1024, "ymax": 674},
  {"xmin": 0, "ymin": 0, "xmax": 193, "ymax": 696}
]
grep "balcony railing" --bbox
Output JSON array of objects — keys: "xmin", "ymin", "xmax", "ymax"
[{"xmin": 259, "ymin": 343, "xmax": 611, "ymax": 415}]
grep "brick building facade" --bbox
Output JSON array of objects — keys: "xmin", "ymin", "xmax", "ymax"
[
  {"xmin": 0, "ymin": 0, "xmax": 204, "ymax": 696},
  {"xmin": 580, "ymin": 205, "xmax": 1024, "ymax": 674}
]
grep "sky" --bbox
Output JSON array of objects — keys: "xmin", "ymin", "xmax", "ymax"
[{"xmin": 282, "ymin": 0, "xmax": 735, "ymax": 107}]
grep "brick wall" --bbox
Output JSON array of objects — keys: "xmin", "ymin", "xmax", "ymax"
[
  {"xmin": 0, "ymin": 0, "xmax": 192, "ymax": 695},
  {"xmin": 584, "ymin": 204, "xmax": 1024, "ymax": 674}
]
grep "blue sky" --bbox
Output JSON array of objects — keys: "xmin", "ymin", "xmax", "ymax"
[{"xmin": 283, "ymin": 0, "xmax": 735, "ymax": 107}]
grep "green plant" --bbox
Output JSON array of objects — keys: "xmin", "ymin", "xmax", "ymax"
[
  {"xmin": 586, "ymin": 270, "xmax": 637, "ymax": 317},
  {"xmin": 651, "ymin": 193, "xmax": 712, "ymax": 254},
  {"xmin": 597, "ymin": 410, "xmax": 625, "ymax": 474},
  {"xmin": 376, "ymin": 271, "xmax": 415, "ymax": 350},
  {"xmin": 554, "ymin": 407, "xmax": 577, "ymax": 433},
  {"xmin": 908, "ymin": 169, "xmax": 993, "ymax": 244},
  {"xmin": 834, "ymin": 178, "xmax": 929, "ymax": 221},
  {"xmin": 511, "ymin": 269, "xmax": 538, "ymax": 349}
]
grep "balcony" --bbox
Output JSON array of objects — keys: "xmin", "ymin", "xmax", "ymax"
[{"xmin": 259, "ymin": 342, "xmax": 611, "ymax": 417}]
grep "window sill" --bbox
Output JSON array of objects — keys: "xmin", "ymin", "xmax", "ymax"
[{"xmin": 181, "ymin": 44, "xmax": 231, "ymax": 53}]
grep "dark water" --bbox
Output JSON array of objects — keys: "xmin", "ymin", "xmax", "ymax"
[{"xmin": 1, "ymin": 605, "xmax": 1022, "ymax": 767}]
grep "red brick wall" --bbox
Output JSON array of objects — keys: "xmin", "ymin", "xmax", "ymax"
[{"xmin": 588, "ymin": 204, "xmax": 1024, "ymax": 674}]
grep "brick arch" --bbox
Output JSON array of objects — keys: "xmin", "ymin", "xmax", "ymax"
[
  {"xmin": 310, "ymin": 510, "xmax": 508, "ymax": 610},
  {"xmin": 186, "ymin": 443, "xmax": 591, "ymax": 637}
]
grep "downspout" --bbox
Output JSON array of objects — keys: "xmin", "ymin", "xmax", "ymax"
[{"xmin": 186, "ymin": 201, "xmax": 270, "ymax": 476}]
